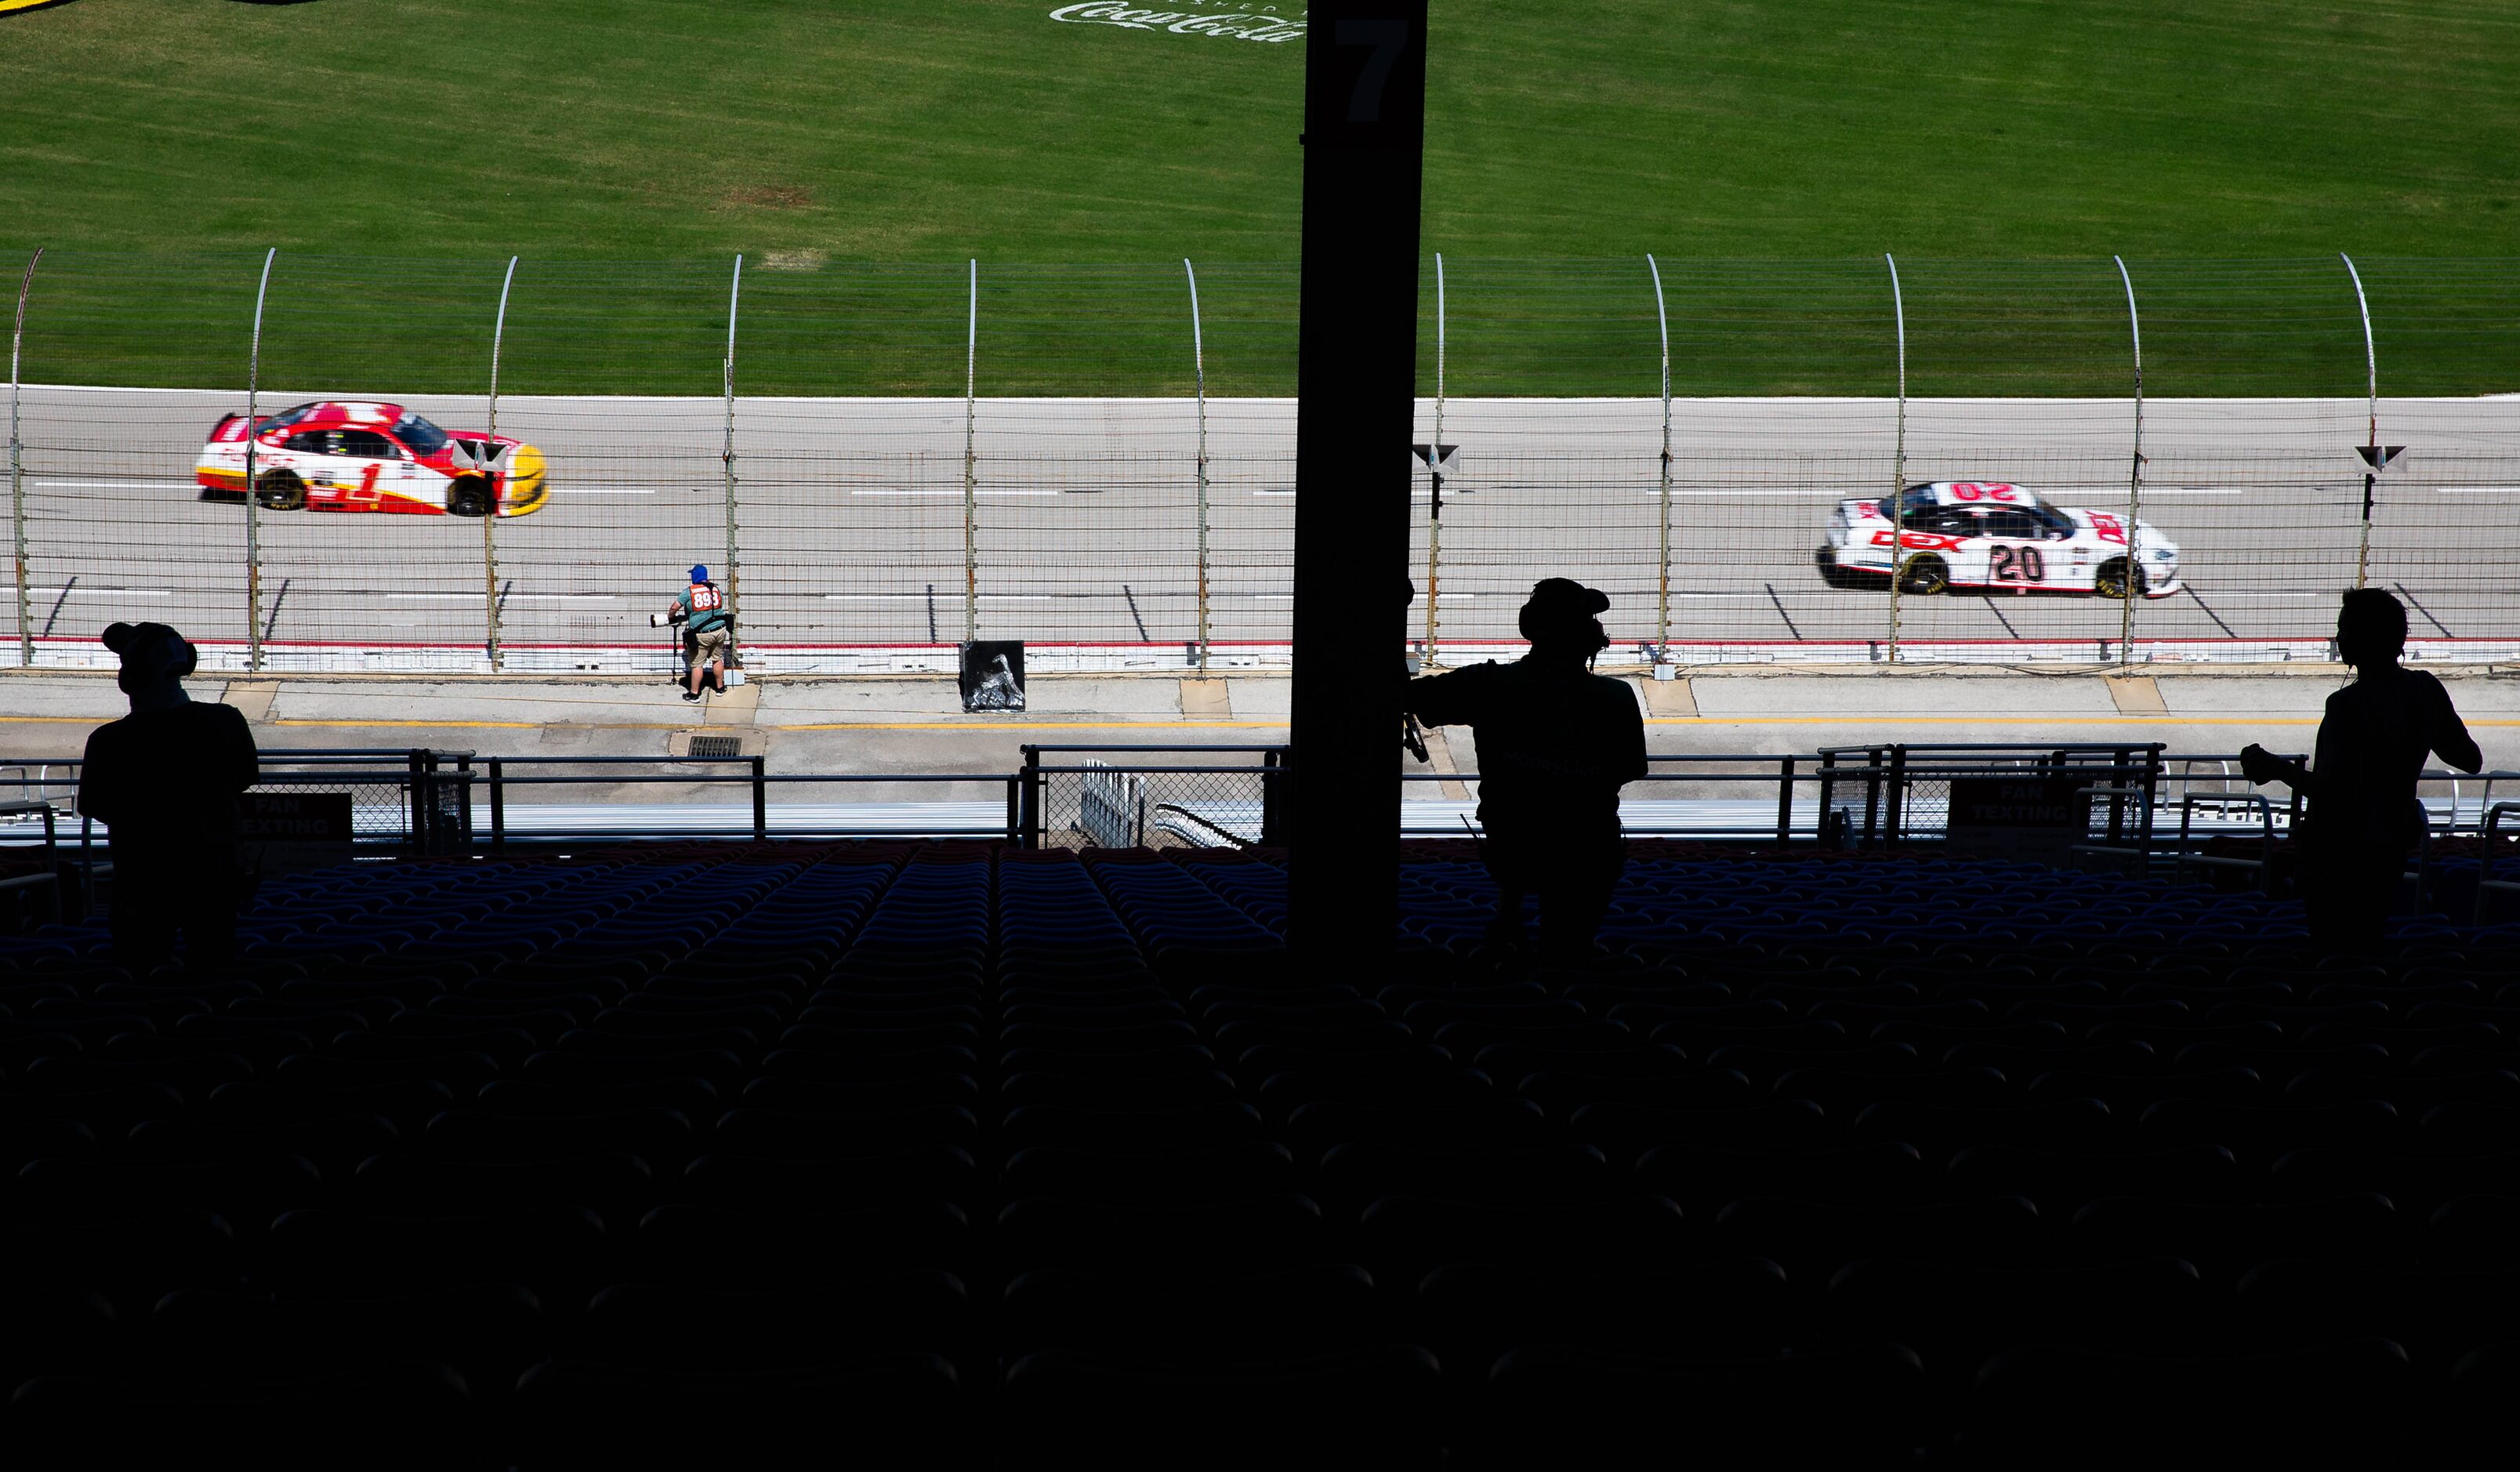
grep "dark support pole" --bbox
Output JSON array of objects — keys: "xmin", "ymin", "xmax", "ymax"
[
  {"xmin": 1287, "ymin": 0, "xmax": 1431, "ymax": 963},
  {"xmin": 1775, "ymin": 756, "xmax": 1797, "ymax": 847}
]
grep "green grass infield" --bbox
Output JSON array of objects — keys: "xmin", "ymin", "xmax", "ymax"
[{"xmin": 3, "ymin": 0, "xmax": 2516, "ymax": 394}]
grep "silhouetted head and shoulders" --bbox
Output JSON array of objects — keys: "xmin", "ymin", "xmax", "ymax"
[
  {"xmin": 2242, "ymin": 589, "xmax": 2479, "ymax": 849},
  {"xmin": 78, "ymin": 622, "xmax": 259, "ymax": 854},
  {"xmin": 1406, "ymin": 578, "xmax": 1648, "ymax": 814}
]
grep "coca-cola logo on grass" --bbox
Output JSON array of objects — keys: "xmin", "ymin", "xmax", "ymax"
[{"xmin": 1048, "ymin": 3, "xmax": 1306, "ymax": 44}]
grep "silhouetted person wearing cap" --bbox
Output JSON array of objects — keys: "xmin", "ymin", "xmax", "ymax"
[
  {"xmin": 2242, "ymin": 589, "xmax": 2479, "ymax": 952},
  {"xmin": 77, "ymin": 623, "xmax": 260, "ymax": 971},
  {"xmin": 1405, "ymin": 578, "xmax": 1648, "ymax": 957}
]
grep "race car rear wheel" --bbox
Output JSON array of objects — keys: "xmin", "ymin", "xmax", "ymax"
[
  {"xmin": 2095, "ymin": 557, "xmax": 2147, "ymax": 600},
  {"xmin": 448, "ymin": 477, "xmax": 492, "ymax": 517},
  {"xmin": 254, "ymin": 471, "xmax": 306, "ymax": 512},
  {"xmin": 1896, "ymin": 553, "xmax": 1949, "ymax": 596}
]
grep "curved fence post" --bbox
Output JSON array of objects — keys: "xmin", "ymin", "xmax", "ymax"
[
  {"xmin": 9, "ymin": 248, "xmax": 39, "ymax": 668},
  {"xmin": 2115, "ymin": 256, "xmax": 2145, "ymax": 666},
  {"xmin": 722, "ymin": 254, "xmax": 744, "ymax": 629},
  {"xmin": 2341, "ymin": 252, "xmax": 2379, "ymax": 592},
  {"xmin": 484, "ymin": 255, "xmax": 518, "ymax": 673},
  {"xmin": 245, "ymin": 247, "xmax": 277, "ymax": 674},
  {"xmin": 963, "ymin": 258, "xmax": 979, "ymax": 645},
  {"xmin": 1884, "ymin": 252, "xmax": 1908, "ymax": 664},
  {"xmin": 1184, "ymin": 258, "xmax": 1211, "ymax": 670},
  {"xmin": 1422, "ymin": 252, "xmax": 1445, "ymax": 664},
  {"xmin": 1647, "ymin": 252, "xmax": 1673, "ymax": 657}
]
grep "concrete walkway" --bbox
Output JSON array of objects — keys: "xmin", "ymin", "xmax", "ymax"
[{"xmin": 7, "ymin": 667, "xmax": 2520, "ymax": 785}]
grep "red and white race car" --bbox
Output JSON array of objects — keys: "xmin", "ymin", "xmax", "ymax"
[
  {"xmin": 194, "ymin": 401, "xmax": 548, "ymax": 517},
  {"xmin": 1816, "ymin": 481, "xmax": 2180, "ymax": 599}
]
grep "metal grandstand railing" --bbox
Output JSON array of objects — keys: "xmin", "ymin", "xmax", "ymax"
[{"xmin": 5, "ymin": 745, "xmax": 2511, "ymax": 874}]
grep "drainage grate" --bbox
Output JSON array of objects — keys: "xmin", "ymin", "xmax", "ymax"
[{"xmin": 686, "ymin": 734, "xmax": 744, "ymax": 760}]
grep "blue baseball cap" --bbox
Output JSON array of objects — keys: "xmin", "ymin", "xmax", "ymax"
[{"xmin": 690, "ymin": 565, "xmax": 709, "ymax": 582}]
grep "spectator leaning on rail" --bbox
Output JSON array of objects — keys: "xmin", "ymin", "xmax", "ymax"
[
  {"xmin": 77, "ymin": 622, "xmax": 261, "ymax": 971},
  {"xmin": 664, "ymin": 564, "xmax": 734, "ymax": 703},
  {"xmin": 1405, "ymin": 578, "xmax": 1649, "ymax": 959},
  {"xmin": 2241, "ymin": 588, "xmax": 2481, "ymax": 952}
]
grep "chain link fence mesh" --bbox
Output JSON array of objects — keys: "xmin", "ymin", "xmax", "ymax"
[{"xmin": 9, "ymin": 252, "xmax": 2518, "ymax": 669}]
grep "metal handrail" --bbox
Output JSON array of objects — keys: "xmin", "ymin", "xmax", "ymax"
[
  {"xmin": 2177, "ymin": 792, "xmax": 2277, "ymax": 894},
  {"xmin": 2476, "ymin": 802, "xmax": 2520, "ymax": 925},
  {"xmin": 0, "ymin": 796, "xmax": 62, "ymax": 925},
  {"xmin": 1149, "ymin": 802, "xmax": 1249, "ymax": 850}
]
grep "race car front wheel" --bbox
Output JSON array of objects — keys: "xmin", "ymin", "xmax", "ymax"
[
  {"xmin": 254, "ymin": 471, "xmax": 306, "ymax": 512},
  {"xmin": 1896, "ymin": 553, "xmax": 1949, "ymax": 596},
  {"xmin": 2095, "ymin": 557, "xmax": 2147, "ymax": 600},
  {"xmin": 448, "ymin": 477, "xmax": 492, "ymax": 517}
]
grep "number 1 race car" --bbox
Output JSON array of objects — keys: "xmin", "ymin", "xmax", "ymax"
[
  {"xmin": 1816, "ymin": 481, "xmax": 2180, "ymax": 599},
  {"xmin": 194, "ymin": 401, "xmax": 548, "ymax": 517}
]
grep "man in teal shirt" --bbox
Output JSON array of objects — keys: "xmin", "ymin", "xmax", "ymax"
[{"xmin": 665, "ymin": 564, "xmax": 733, "ymax": 702}]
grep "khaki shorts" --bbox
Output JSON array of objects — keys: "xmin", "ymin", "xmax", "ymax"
[{"xmin": 686, "ymin": 626, "xmax": 730, "ymax": 669}]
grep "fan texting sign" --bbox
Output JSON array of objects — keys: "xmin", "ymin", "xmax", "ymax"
[
  {"xmin": 1943, "ymin": 777, "xmax": 2090, "ymax": 860},
  {"xmin": 239, "ymin": 792, "xmax": 355, "ymax": 876}
]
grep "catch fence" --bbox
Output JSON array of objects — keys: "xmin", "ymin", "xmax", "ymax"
[{"xmin": 8, "ymin": 252, "xmax": 2519, "ymax": 672}]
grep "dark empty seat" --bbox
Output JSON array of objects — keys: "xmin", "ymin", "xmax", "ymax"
[
  {"xmin": 1002, "ymin": 1140, "xmax": 1294, "ymax": 1207},
  {"xmin": 1944, "ymin": 1143, "xmax": 2240, "ymax": 1213},
  {"xmin": 2235, "ymin": 1259, "xmax": 2520, "ymax": 1361},
  {"xmin": 0, "ymin": 1287, "xmax": 118, "ymax": 1393},
  {"xmin": 350, "ymin": 1150, "xmax": 658, "ymax": 1218},
  {"xmin": 1356, "ymin": 1194, "xmax": 1685, "ymax": 1286},
  {"xmin": 1005, "ymin": 1262, "xmax": 1383, "ymax": 1361},
  {"xmin": 1314, "ymin": 1142, "xmax": 1615, "ymax": 1216},
  {"xmin": 511, "ymin": 1350, "xmax": 962, "ymax": 1468},
  {"xmin": 2068, "ymin": 1193, "xmax": 2401, "ymax": 1282},
  {"xmin": 265, "ymin": 1206, "xmax": 611, "ymax": 1301},
  {"xmin": 10, "ymin": 1361, "xmax": 475, "ymax": 1468},
  {"xmin": 680, "ymin": 1146, "xmax": 978, "ymax": 1211},
  {"xmin": 1478, "ymin": 1341, "xmax": 1927, "ymax": 1469},
  {"xmin": 1957, "ymin": 1338, "xmax": 2420, "ymax": 1467},
  {"xmin": 999, "ymin": 1193, "xmax": 1323, "ymax": 1277},
  {"xmin": 1633, "ymin": 1140, "xmax": 1925, "ymax": 1213},
  {"xmin": 1418, "ymin": 1256, "xmax": 1796, "ymax": 1374},
  {"xmin": 575, "ymin": 1271, "xmax": 966, "ymax": 1368},
  {"xmin": 1821, "ymin": 1256, "xmax": 2202, "ymax": 1380},
  {"xmin": 633, "ymin": 1201, "xmax": 969, "ymax": 1285},
  {"xmin": 1713, "ymin": 1195, "xmax": 2041, "ymax": 1278},
  {"xmin": 143, "ymin": 1281, "xmax": 548, "ymax": 1398},
  {"xmin": 1001, "ymin": 1343, "xmax": 1441, "ymax": 1471}
]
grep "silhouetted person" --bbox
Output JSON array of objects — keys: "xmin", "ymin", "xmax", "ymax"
[
  {"xmin": 2242, "ymin": 589, "xmax": 2479, "ymax": 952},
  {"xmin": 77, "ymin": 623, "xmax": 260, "ymax": 971},
  {"xmin": 1406, "ymin": 578, "xmax": 1648, "ymax": 957}
]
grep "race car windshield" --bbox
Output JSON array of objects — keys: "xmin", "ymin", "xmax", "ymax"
[{"xmin": 392, "ymin": 414, "xmax": 450, "ymax": 457}]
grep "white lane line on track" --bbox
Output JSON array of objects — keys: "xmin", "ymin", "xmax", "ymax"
[
  {"xmin": 2438, "ymin": 488, "xmax": 2520, "ymax": 495},
  {"xmin": 567, "ymin": 488, "xmax": 660, "ymax": 495},
  {"xmin": 850, "ymin": 488, "xmax": 1058, "ymax": 497},
  {"xmin": 2, "ymin": 586, "xmax": 172, "ymax": 598},
  {"xmin": 825, "ymin": 594, "xmax": 1053, "ymax": 602},
  {"xmin": 34, "ymin": 480, "xmax": 194, "ymax": 490},
  {"xmin": 390, "ymin": 593, "xmax": 618, "ymax": 603}
]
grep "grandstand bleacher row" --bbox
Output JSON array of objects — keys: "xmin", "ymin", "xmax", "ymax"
[{"xmin": 5, "ymin": 839, "xmax": 2520, "ymax": 1465}]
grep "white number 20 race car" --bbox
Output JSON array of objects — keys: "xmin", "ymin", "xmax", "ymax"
[
  {"xmin": 195, "ymin": 401, "xmax": 548, "ymax": 517},
  {"xmin": 1817, "ymin": 481, "xmax": 2180, "ymax": 598}
]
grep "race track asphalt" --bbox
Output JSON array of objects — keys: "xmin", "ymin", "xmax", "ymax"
[{"xmin": 9, "ymin": 386, "xmax": 2517, "ymax": 664}]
